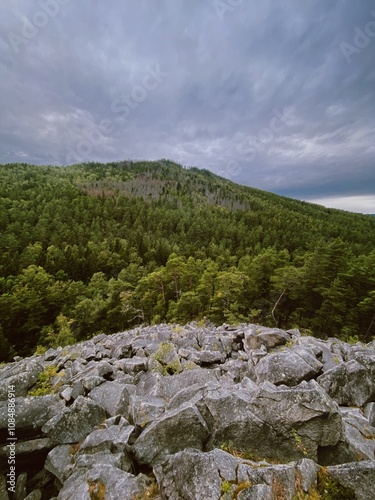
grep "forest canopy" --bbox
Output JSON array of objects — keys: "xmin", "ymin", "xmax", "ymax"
[{"xmin": 1, "ymin": 160, "xmax": 375, "ymax": 361}]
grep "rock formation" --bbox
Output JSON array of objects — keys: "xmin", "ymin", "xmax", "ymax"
[{"xmin": 0, "ymin": 323, "xmax": 374, "ymax": 499}]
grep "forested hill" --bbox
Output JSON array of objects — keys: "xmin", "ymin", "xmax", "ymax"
[{"xmin": 1, "ymin": 160, "xmax": 375, "ymax": 360}]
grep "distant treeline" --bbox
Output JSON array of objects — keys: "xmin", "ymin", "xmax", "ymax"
[{"xmin": 0, "ymin": 161, "xmax": 374, "ymax": 360}]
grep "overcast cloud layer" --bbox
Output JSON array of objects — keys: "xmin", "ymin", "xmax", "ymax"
[{"xmin": 1, "ymin": 0, "xmax": 374, "ymax": 212}]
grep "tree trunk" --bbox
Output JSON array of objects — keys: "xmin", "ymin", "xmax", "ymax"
[{"xmin": 271, "ymin": 289, "xmax": 286, "ymax": 327}]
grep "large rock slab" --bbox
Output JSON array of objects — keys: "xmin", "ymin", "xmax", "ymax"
[
  {"xmin": 56, "ymin": 465, "xmax": 143, "ymax": 500},
  {"xmin": 154, "ymin": 448, "xmax": 238, "ymax": 500},
  {"xmin": 160, "ymin": 368, "xmax": 219, "ymax": 401},
  {"xmin": 0, "ymin": 360, "xmax": 44, "ymax": 400},
  {"xmin": 317, "ymin": 359, "xmax": 375, "ymax": 406},
  {"xmin": 0, "ymin": 395, "xmax": 64, "ymax": 441},
  {"xmin": 325, "ymin": 461, "xmax": 375, "ymax": 500},
  {"xmin": 296, "ymin": 336, "xmax": 344, "ymax": 371},
  {"xmin": 0, "ymin": 437, "xmax": 54, "ymax": 466},
  {"xmin": 42, "ymin": 396, "xmax": 106, "ymax": 444},
  {"xmin": 132, "ymin": 403, "xmax": 209, "ymax": 465},
  {"xmin": 44, "ymin": 445, "xmax": 72, "ymax": 484},
  {"xmin": 255, "ymin": 347, "xmax": 323, "ymax": 386},
  {"xmin": 88, "ymin": 381, "xmax": 135, "ymax": 418},
  {"xmin": 319, "ymin": 407, "xmax": 375, "ymax": 465},
  {"xmin": 198, "ymin": 380, "xmax": 342, "ymax": 462},
  {"xmin": 154, "ymin": 449, "xmax": 319, "ymax": 500},
  {"xmin": 243, "ymin": 326, "xmax": 291, "ymax": 353},
  {"xmin": 135, "ymin": 368, "xmax": 219, "ymax": 403},
  {"xmin": 77, "ymin": 416, "xmax": 134, "ymax": 472},
  {"xmin": 129, "ymin": 395, "xmax": 165, "ymax": 427},
  {"xmin": 189, "ymin": 349, "xmax": 226, "ymax": 365}
]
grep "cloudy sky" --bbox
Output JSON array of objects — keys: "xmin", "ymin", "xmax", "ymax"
[{"xmin": 1, "ymin": 0, "xmax": 375, "ymax": 213}]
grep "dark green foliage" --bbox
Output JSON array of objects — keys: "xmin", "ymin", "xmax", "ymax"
[{"xmin": 0, "ymin": 160, "xmax": 375, "ymax": 360}]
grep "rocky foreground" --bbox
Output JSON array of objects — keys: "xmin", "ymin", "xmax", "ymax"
[{"xmin": 0, "ymin": 323, "xmax": 375, "ymax": 500}]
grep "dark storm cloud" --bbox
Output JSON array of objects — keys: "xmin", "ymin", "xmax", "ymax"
[{"xmin": 0, "ymin": 0, "xmax": 374, "ymax": 211}]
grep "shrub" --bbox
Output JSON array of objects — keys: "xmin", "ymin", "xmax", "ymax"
[{"xmin": 28, "ymin": 365, "xmax": 62, "ymax": 396}]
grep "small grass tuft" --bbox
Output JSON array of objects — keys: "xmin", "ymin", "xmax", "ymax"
[
  {"xmin": 221, "ymin": 480, "xmax": 232, "ymax": 494},
  {"xmin": 232, "ymin": 481, "xmax": 252, "ymax": 497},
  {"xmin": 88, "ymin": 480, "xmax": 106, "ymax": 500},
  {"xmin": 316, "ymin": 467, "xmax": 354, "ymax": 499},
  {"xmin": 133, "ymin": 481, "xmax": 159, "ymax": 499},
  {"xmin": 219, "ymin": 441, "xmax": 281, "ymax": 464}
]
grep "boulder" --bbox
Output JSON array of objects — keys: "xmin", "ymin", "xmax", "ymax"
[
  {"xmin": 135, "ymin": 371, "xmax": 165, "ymax": 398},
  {"xmin": 166, "ymin": 384, "xmax": 216, "ymax": 412},
  {"xmin": 364, "ymin": 402, "xmax": 375, "ymax": 427},
  {"xmin": 243, "ymin": 325, "xmax": 290, "ymax": 353},
  {"xmin": 161, "ymin": 368, "xmax": 219, "ymax": 401},
  {"xmin": 119, "ymin": 357, "xmax": 148, "ymax": 374},
  {"xmin": 44, "ymin": 445, "xmax": 72, "ymax": 483},
  {"xmin": 317, "ymin": 359, "xmax": 374, "ymax": 406},
  {"xmin": 132, "ymin": 403, "xmax": 209, "ymax": 465},
  {"xmin": 236, "ymin": 458, "xmax": 319, "ymax": 500},
  {"xmin": 154, "ymin": 448, "xmax": 238, "ymax": 500},
  {"xmin": 219, "ymin": 359, "xmax": 255, "ymax": 383},
  {"xmin": 88, "ymin": 381, "xmax": 135, "ymax": 418},
  {"xmin": 0, "ymin": 360, "xmax": 44, "ymax": 400},
  {"xmin": 79, "ymin": 345, "xmax": 97, "ymax": 361},
  {"xmin": 199, "ymin": 380, "xmax": 341, "ymax": 462},
  {"xmin": 81, "ymin": 376, "xmax": 103, "ymax": 392},
  {"xmin": 196, "ymin": 332, "xmax": 220, "ymax": 350},
  {"xmin": 325, "ymin": 461, "xmax": 375, "ymax": 500},
  {"xmin": 249, "ymin": 345, "xmax": 268, "ymax": 366},
  {"xmin": 0, "ymin": 437, "xmax": 54, "ymax": 463},
  {"xmin": 0, "ymin": 395, "xmax": 64, "ymax": 440},
  {"xmin": 151, "ymin": 342, "xmax": 182, "ymax": 375},
  {"xmin": 296, "ymin": 336, "xmax": 343, "ymax": 371},
  {"xmin": 56, "ymin": 465, "xmax": 142, "ymax": 500},
  {"xmin": 78, "ymin": 418, "xmax": 134, "ymax": 456},
  {"xmin": 319, "ymin": 407, "xmax": 375, "ymax": 464},
  {"xmin": 255, "ymin": 347, "xmax": 323, "ymax": 386},
  {"xmin": 257, "ymin": 327, "xmax": 291, "ymax": 348},
  {"xmin": 341, "ymin": 407, "xmax": 375, "ymax": 460},
  {"xmin": 73, "ymin": 451, "xmax": 126, "ymax": 471},
  {"xmin": 189, "ymin": 350, "xmax": 226, "ymax": 365},
  {"xmin": 129, "ymin": 395, "xmax": 165, "ymax": 427},
  {"xmin": 154, "ymin": 449, "xmax": 319, "ymax": 500},
  {"xmin": 15, "ymin": 472, "xmax": 27, "ymax": 500},
  {"xmin": 42, "ymin": 396, "xmax": 105, "ymax": 444},
  {"xmin": 110, "ymin": 336, "xmax": 133, "ymax": 359}
]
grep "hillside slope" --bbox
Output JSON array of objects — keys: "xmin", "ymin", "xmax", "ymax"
[{"xmin": 0, "ymin": 160, "xmax": 374, "ymax": 359}]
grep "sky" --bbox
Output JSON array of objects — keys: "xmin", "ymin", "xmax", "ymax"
[{"xmin": 1, "ymin": 1, "xmax": 375, "ymax": 213}]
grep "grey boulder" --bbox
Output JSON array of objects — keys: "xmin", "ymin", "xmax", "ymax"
[
  {"xmin": 154, "ymin": 449, "xmax": 319, "ymax": 500},
  {"xmin": 199, "ymin": 380, "xmax": 341, "ymax": 462},
  {"xmin": 325, "ymin": 461, "xmax": 375, "ymax": 500},
  {"xmin": 255, "ymin": 347, "xmax": 323, "ymax": 386},
  {"xmin": 42, "ymin": 396, "xmax": 105, "ymax": 444},
  {"xmin": 132, "ymin": 403, "xmax": 209, "ymax": 465},
  {"xmin": 317, "ymin": 359, "xmax": 375, "ymax": 407},
  {"xmin": 56, "ymin": 465, "xmax": 142, "ymax": 500},
  {"xmin": 88, "ymin": 381, "xmax": 135, "ymax": 418},
  {"xmin": 0, "ymin": 395, "xmax": 64, "ymax": 439}
]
